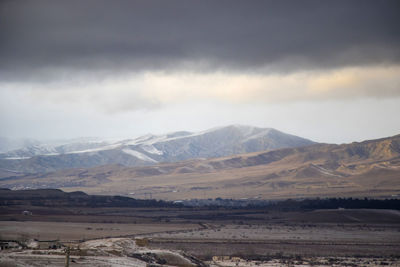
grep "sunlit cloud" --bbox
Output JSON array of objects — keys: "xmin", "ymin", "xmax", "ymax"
[
  {"xmin": 143, "ymin": 65, "xmax": 400, "ymax": 105},
  {"xmin": 2, "ymin": 65, "xmax": 399, "ymax": 114}
]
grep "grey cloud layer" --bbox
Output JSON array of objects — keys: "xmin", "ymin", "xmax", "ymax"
[{"xmin": 1, "ymin": 0, "xmax": 399, "ymax": 80}]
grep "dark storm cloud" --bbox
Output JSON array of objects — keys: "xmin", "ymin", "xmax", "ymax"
[{"xmin": 1, "ymin": 0, "xmax": 399, "ymax": 80}]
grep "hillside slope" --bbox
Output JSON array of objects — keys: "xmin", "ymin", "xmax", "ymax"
[{"xmin": 1, "ymin": 134, "xmax": 399, "ymax": 200}]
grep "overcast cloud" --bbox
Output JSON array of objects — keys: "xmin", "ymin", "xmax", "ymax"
[
  {"xmin": 0, "ymin": 0, "xmax": 399, "ymax": 143},
  {"xmin": 1, "ymin": 0, "xmax": 400, "ymax": 77}
]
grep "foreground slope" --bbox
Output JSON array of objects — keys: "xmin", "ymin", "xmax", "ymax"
[
  {"xmin": 1, "ymin": 134, "xmax": 399, "ymax": 200},
  {"xmin": 0, "ymin": 125, "xmax": 314, "ymax": 173}
]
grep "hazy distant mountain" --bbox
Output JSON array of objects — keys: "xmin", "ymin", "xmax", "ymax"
[
  {"xmin": 0, "ymin": 137, "xmax": 41, "ymax": 153},
  {"xmin": 0, "ymin": 125, "xmax": 314, "ymax": 173},
  {"xmin": 0, "ymin": 138, "xmax": 112, "ymax": 159},
  {"xmin": 1, "ymin": 133, "xmax": 399, "ymax": 200}
]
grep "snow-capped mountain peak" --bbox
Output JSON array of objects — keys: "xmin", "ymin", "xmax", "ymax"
[{"xmin": 0, "ymin": 125, "xmax": 315, "ymax": 173}]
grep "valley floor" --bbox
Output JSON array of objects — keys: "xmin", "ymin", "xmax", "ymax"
[
  {"xmin": 1, "ymin": 207, "xmax": 400, "ymax": 266},
  {"xmin": 1, "ymin": 252, "xmax": 400, "ymax": 267}
]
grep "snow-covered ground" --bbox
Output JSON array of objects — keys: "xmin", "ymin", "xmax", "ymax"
[{"xmin": 0, "ymin": 237, "xmax": 200, "ymax": 267}]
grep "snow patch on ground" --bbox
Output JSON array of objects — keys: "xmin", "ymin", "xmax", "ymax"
[
  {"xmin": 310, "ymin": 164, "xmax": 343, "ymax": 177},
  {"xmin": 80, "ymin": 237, "xmax": 137, "ymax": 252},
  {"xmin": 242, "ymin": 129, "xmax": 272, "ymax": 142},
  {"xmin": 4, "ymin": 156, "xmax": 32, "ymax": 160},
  {"xmin": 122, "ymin": 149, "xmax": 157, "ymax": 162},
  {"xmin": 140, "ymin": 144, "xmax": 163, "ymax": 155},
  {"xmin": 66, "ymin": 143, "xmax": 122, "ymax": 154}
]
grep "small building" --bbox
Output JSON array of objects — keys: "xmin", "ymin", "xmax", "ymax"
[
  {"xmin": 22, "ymin": 210, "xmax": 32, "ymax": 216},
  {"xmin": 37, "ymin": 240, "xmax": 63, "ymax": 249},
  {"xmin": 212, "ymin": 256, "xmax": 231, "ymax": 261}
]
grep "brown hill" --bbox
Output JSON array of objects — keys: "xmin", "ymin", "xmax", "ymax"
[{"xmin": 1, "ymin": 134, "xmax": 399, "ymax": 200}]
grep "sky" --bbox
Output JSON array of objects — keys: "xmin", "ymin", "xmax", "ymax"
[{"xmin": 1, "ymin": 0, "xmax": 400, "ymax": 144}]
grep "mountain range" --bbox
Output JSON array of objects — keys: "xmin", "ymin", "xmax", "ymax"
[
  {"xmin": 0, "ymin": 125, "xmax": 314, "ymax": 173},
  {"xmin": 0, "ymin": 129, "xmax": 399, "ymax": 200}
]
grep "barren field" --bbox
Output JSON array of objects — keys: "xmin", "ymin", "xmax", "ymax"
[
  {"xmin": 208, "ymin": 257, "xmax": 400, "ymax": 266},
  {"xmin": 146, "ymin": 223, "xmax": 400, "ymax": 243},
  {"xmin": 143, "ymin": 220, "xmax": 400, "ymax": 258},
  {"xmin": 0, "ymin": 221, "xmax": 199, "ymax": 241},
  {"xmin": 1, "ymin": 252, "xmax": 400, "ymax": 267},
  {"xmin": 1, "ymin": 202, "xmax": 400, "ymax": 266}
]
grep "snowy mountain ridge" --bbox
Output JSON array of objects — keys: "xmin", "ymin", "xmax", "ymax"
[{"xmin": 0, "ymin": 125, "xmax": 315, "ymax": 173}]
